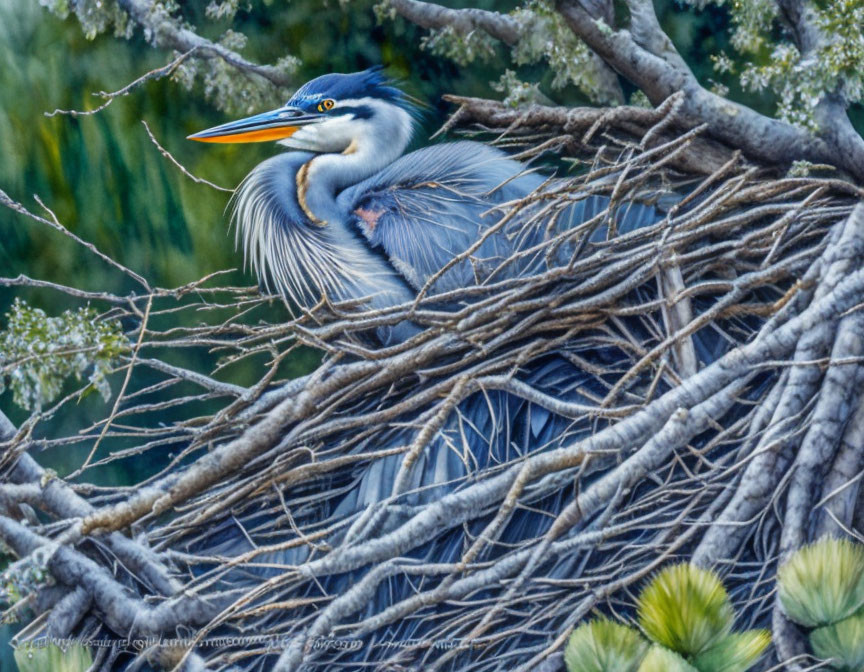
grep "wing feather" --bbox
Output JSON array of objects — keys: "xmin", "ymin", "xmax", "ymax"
[
  {"xmin": 339, "ymin": 141, "xmax": 547, "ymax": 293},
  {"xmin": 338, "ymin": 141, "xmax": 666, "ymax": 295}
]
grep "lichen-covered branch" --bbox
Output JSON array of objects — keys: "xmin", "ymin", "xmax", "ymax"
[
  {"xmin": 386, "ymin": 0, "xmax": 522, "ymax": 45},
  {"xmin": 117, "ymin": 0, "xmax": 295, "ymax": 88}
]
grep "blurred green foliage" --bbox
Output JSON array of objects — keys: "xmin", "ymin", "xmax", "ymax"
[{"xmin": 14, "ymin": 642, "xmax": 93, "ymax": 672}]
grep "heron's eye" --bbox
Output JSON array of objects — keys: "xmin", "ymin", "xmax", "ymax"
[{"xmin": 317, "ymin": 99, "xmax": 336, "ymax": 113}]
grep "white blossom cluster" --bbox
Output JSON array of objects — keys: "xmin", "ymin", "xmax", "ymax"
[
  {"xmin": 419, "ymin": 24, "xmax": 499, "ymax": 66},
  {"xmin": 700, "ymin": 0, "xmax": 864, "ymax": 130},
  {"xmin": 510, "ymin": 1, "xmax": 618, "ymax": 105},
  {"xmin": 377, "ymin": 0, "xmax": 620, "ymax": 107},
  {"xmin": 492, "ymin": 69, "xmax": 547, "ymax": 108},
  {"xmin": 39, "ymin": 0, "xmax": 133, "ymax": 40},
  {"xmin": 0, "ymin": 299, "xmax": 128, "ymax": 411}
]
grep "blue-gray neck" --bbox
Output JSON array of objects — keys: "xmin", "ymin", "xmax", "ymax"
[
  {"xmin": 294, "ymin": 101, "xmax": 414, "ymax": 224},
  {"xmin": 233, "ymin": 136, "xmax": 419, "ymax": 345}
]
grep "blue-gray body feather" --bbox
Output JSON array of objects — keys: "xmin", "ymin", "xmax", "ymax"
[
  {"xmin": 219, "ymin": 140, "xmax": 682, "ymax": 568},
  {"xmin": 342, "ymin": 141, "xmax": 546, "ymax": 292},
  {"xmin": 233, "ymin": 151, "xmax": 418, "ymax": 336}
]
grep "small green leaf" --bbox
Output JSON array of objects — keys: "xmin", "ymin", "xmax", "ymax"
[{"xmin": 692, "ymin": 630, "xmax": 771, "ymax": 672}]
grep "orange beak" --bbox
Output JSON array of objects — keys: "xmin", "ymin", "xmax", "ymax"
[{"xmin": 187, "ymin": 106, "xmax": 322, "ymax": 144}]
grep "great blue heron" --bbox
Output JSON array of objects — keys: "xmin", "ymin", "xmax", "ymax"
[
  {"xmin": 186, "ymin": 68, "xmax": 715, "ymax": 666},
  {"xmin": 189, "ymin": 67, "xmax": 658, "ymax": 344}
]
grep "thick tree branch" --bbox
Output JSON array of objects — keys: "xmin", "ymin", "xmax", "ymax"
[
  {"xmin": 815, "ymin": 392, "xmax": 864, "ymax": 536},
  {"xmin": 115, "ymin": 0, "xmax": 294, "ymax": 87},
  {"xmin": 776, "ymin": 0, "xmax": 821, "ymax": 55},
  {"xmin": 0, "ymin": 516, "xmax": 217, "ymax": 670},
  {"xmin": 694, "ymin": 201, "xmax": 864, "ymax": 567},
  {"xmin": 555, "ymin": 0, "xmax": 864, "ymax": 182},
  {"xmin": 387, "ymin": 0, "xmax": 522, "ymax": 45},
  {"xmin": 442, "ymin": 92, "xmax": 737, "ymax": 175}
]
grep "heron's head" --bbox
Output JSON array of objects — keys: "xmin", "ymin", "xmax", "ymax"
[{"xmin": 188, "ymin": 67, "xmax": 417, "ymax": 155}]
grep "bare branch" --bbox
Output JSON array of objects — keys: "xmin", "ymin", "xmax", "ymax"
[
  {"xmin": 442, "ymin": 93, "xmax": 739, "ymax": 176},
  {"xmin": 116, "ymin": 0, "xmax": 294, "ymax": 87},
  {"xmin": 387, "ymin": 0, "xmax": 522, "ymax": 45},
  {"xmin": 141, "ymin": 121, "xmax": 234, "ymax": 193},
  {"xmin": 0, "ymin": 189, "xmax": 151, "ymax": 290},
  {"xmin": 45, "ymin": 48, "xmax": 200, "ymax": 118}
]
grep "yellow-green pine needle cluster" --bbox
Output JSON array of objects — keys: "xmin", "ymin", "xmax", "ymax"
[
  {"xmin": 564, "ymin": 564, "xmax": 769, "ymax": 672},
  {"xmin": 637, "ymin": 563, "xmax": 734, "ymax": 656},
  {"xmin": 778, "ymin": 537, "xmax": 864, "ymax": 628},
  {"xmin": 564, "ymin": 619, "xmax": 648, "ymax": 672}
]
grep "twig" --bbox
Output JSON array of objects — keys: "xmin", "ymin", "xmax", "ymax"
[
  {"xmin": 44, "ymin": 48, "xmax": 200, "ymax": 118},
  {"xmin": 141, "ymin": 120, "xmax": 234, "ymax": 193}
]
